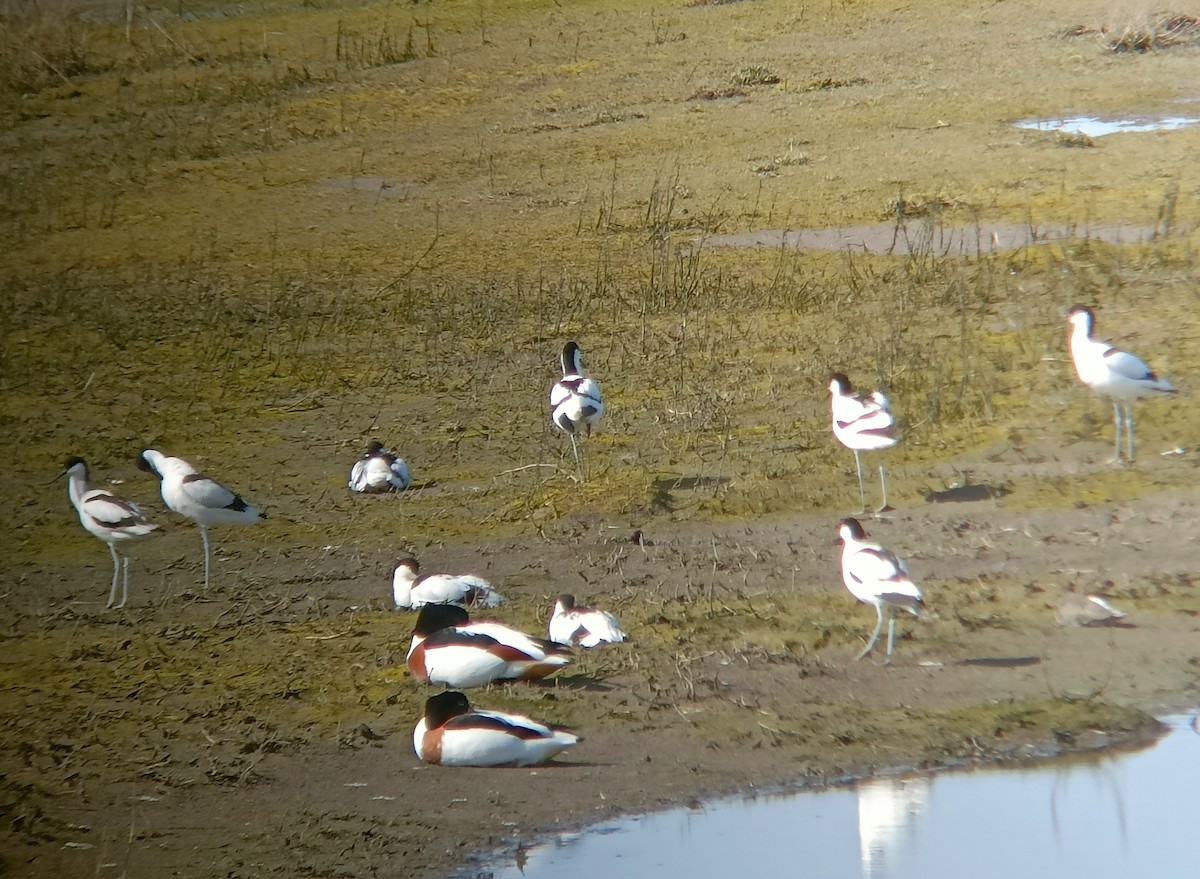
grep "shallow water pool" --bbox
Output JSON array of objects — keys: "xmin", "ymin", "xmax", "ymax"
[{"xmin": 481, "ymin": 713, "xmax": 1200, "ymax": 879}]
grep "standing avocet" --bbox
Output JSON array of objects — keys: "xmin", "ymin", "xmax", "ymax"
[
  {"xmin": 407, "ymin": 603, "xmax": 571, "ymax": 688},
  {"xmin": 413, "ymin": 691, "xmax": 580, "ymax": 767},
  {"xmin": 1067, "ymin": 305, "xmax": 1176, "ymax": 462},
  {"xmin": 829, "ymin": 373, "xmax": 899, "ymax": 514},
  {"xmin": 348, "ymin": 441, "xmax": 411, "ymax": 493},
  {"xmin": 550, "ymin": 340, "xmax": 604, "ymax": 480},
  {"xmin": 392, "ymin": 557, "xmax": 506, "ymax": 609},
  {"xmin": 137, "ymin": 449, "xmax": 263, "ymax": 589},
  {"xmin": 59, "ymin": 457, "xmax": 161, "ymax": 609},
  {"xmin": 837, "ymin": 518, "xmax": 923, "ymax": 664},
  {"xmin": 548, "ymin": 594, "xmax": 627, "ymax": 647}
]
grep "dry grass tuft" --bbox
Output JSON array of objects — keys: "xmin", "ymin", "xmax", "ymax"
[{"xmin": 1065, "ymin": 10, "xmax": 1200, "ymax": 53}]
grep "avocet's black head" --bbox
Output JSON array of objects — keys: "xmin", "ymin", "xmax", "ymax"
[
  {"xmin": 365, "ymin": 441, "xmax": 386, "ymax": 457},
  {"xmin": 561, "ymin": 340, "xmax": 584, "ymax": 376},
  {"xmin": 828, "ymin": 373, "xmax": 853, "ymax": 395},
  {"xmin": 52, "ymin": 456, "xmax": 88, "ymax": 485},
  {"xmin": 413, "ymin": 602, "xmax": 470, "ymax": 636},
  {"xmin": 136, "ymin": 451, "xmax": 160, "ymax": 477},
  {"xmin": 556, "ymin": 594, "xmax": 578, "ymax": 611},
  {"xmin": 423, "ymin": 691, "xmax": 472, "ymax": 728},
  {"xmin": 395, "ymin": 557, "xmax": 420, "ymax": 575},
  {"xmin": 1067, "ymin": 304, "xmax": 1095, "ymax": 331},
  {"xmin": 837, "ymin": 517, "xmax": 866, "ymax": 542}
]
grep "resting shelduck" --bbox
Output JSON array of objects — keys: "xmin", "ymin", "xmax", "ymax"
[
  {"xmin": 392, "ymin": 557, "xmax": 506, "ymax": 609},
  {"xmin": 407, "ymin": 604, "xmax": 571, "ymax": 688},
  {"xmin": 59, "ymin": 457, "xmax": 162, "ymax": 609},
  {"xmin": 348, "ymin": 441, "xmax": 411, "ymax": 492},
  {"xmin": 837, "ymin": 517, "xmax": 923, "ymax": 664},
  {"xmin": 548, "ymin": 594, "xmax": 627, "ymax": 647},
  {"xmin": 413, "ymin": 691, "xmax": 580, "ymax": 767}
]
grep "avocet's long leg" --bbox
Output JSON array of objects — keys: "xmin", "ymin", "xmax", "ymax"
[
  {"xmin": 1111, "ymin": 400, "xmax": 1123, "ymax": 462},
  {"xmin": 877, "ymin": 465, "xmax": 892, "ymax": 515},
  {"xmin": 856, "ymin": 603, "xmax": 885, "ymax": 661},
  {"xmin": 884, "ymin": 613, "xmax": 898, "ymax": 665},
  {"xmin": 200, "ymin": 524, "xmax": 211, "ymax": 589},
  {"xmin": 116, "ymin": 557, "xmax": 130, "ymax": 609},
  {"xmin": 106, "ymin": 543, "xmax": 121, "ymax": 609},
  {"xmin": 569, "ymin": 433, "xmax": 583, "ymax": 481},
  {"xmin": 853, "ymin": 450, "xmax": 867, "ymax": 514},
  {"xmin": 1123, "ymin": 401, "xmax": 1136, "ymax": 462}
]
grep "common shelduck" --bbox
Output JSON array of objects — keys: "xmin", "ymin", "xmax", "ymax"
[
  {"xmin": 413, "ymin": 691, "xmax": 580, "ymax": 767},
  {"xmin": 550, "ymin": 341, "xmax": 604, "ymax": 480},
  {"xmin": 407, "ymin": 604, "xmax": 571, "ymax": 688},
  {"xmin": 829, "ymin": 373, "xmax": 899, "ymax": 514},
  {"xmin": 548, "ymin": 594, "xmax": 627, "ymax": 647},
  {"xmin": 137, "ymin": 449, "xmax": 263, "ymax": 588},
  {"xmin": 348, "ymin": 441, "xmax": 411, "ymax": 492},
  {"xmin": 392, "ymin": 557, "xmax": 506, "ymax": 609},
  {"xmin": 1067, "ymin": 305, "xmax": 1176, "ymax": 462},
  {"xmin": 837, "ymin": 518, "xmax": 923, "ymax": 663},
  {"xmin": 59, "ymin": 457, "xmax": 161, "ymax": 609}
]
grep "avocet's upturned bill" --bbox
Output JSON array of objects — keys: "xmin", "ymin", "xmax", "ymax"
[
  {"xmin": 392, "ymin": 557, "xmax": 506, "ymax": 609},
  {"xmin": 550, "ymin": 340, "xmax": 604, "ymax": 481},
  {"xmin": 413, "ymin": 691, "xmax": 580, "ymax": 767},
  {"xmin": 348, "ymin": 441, "xmax": 411, "ymax": 493},
  {"xmin": 407, "ymin": 604, "xmax": 571, "ymax": 688},
  {"xmin": 837, "ymin": 518, "xmax": 923, "ymax": 664},
  {"xmin": 1067, "ymin": 305, "xmax": 1176, "ymax": 462},
  {"xmin": 137, "ymin": 449, "xmax": 263, "ymax": 588},
  {"xmin": 60, "ymin": 457, "xmax": 161, "ymax": 609},
  {"xmin": 829, "ymin": 373, "xmax": 899, "ymax": 514},
  {"xmin": 548, "ymin": 593, "xmax": 627, "ymax": 647}
]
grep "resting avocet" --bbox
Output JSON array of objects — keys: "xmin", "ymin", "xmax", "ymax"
[
  {"xmin": 829, "ymin": 373, "xmax": 899, "ymax": 514},
  {"xmin": 837, "ymin": 518, "xmax": 923, "ymax": 664},
  {"xmin": 392, "ymin": 557, "xmax": 506, "ymax": 609},
  {"xmin": 548, "ymin": 594, "xmax": 627, "ymax": 647},
  {"xmin": 550, "ymin": 340, "xmax": 604, "ymax": 480},
  {"xmin": 407, "ymin": 604, "xmax": 571, "ymax": 688},
  {"xmin": 137, "ymin": 449, "xmax": 263, "ymax": 589},
  {"xmin": 1055, "ymin": 588, "xmax": 1128, "ymax": 628},
  {"xmin": 348, "ymin": 441, "xmax": 411, "ymax": 493},
  {"xmin": 413, "ymin": 690, "xmax": 580, "ymax": 767},
  {"xmin": 1067, "ymin": 305, "xmax": 1176, "ymax": 462},
  {"xmin": 59, "ymin": 457, "xmax": 161, "ymax": 609}
]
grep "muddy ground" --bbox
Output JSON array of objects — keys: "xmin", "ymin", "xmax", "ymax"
[{"xmin": 6, "ymin": 446, "xmax": 1200, "ymax": 877}]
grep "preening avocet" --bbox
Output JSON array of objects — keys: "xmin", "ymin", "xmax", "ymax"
[
  {"xmin": 1055, "ymin": 588, "xmax": 1128, "ymax": 627},
  {"xmin": 407, "ymin": 603, "xmax": 571, "ymax": 688},
  {"xmin": 837, "ymin": 518, "xmax": 923, "ymax": 664},
  {"xmin": 392, "ymin": 557, "xmax": 506, "ymax": 609},
  {"xmin": 59, "ymin": 457, "xmax": 161, "ymax": 609},
  {"xmin": 137, "ymin": 449, "xmax": 263, "ymax": 589},
  {"xmin": 348, "ymin": 441, "xmax": 411, "ymax": 493},
  {"xmin": 548, "ymin": 594, "xmax": 627, "ymax": 647},
  {"xmin": 829, "ymin": 373, "xmax": 899, "ymax": 514},
  {"xmin": 1067, "ymin": 305, "xmax": 1176, "ymax": 462},
  {"xmin": 413, "ymin": 690, "xmax": 580, "ymax": 767},
  {"xmin": 550, "ymin": 340, "xmax": 604, "ymax": 480}
]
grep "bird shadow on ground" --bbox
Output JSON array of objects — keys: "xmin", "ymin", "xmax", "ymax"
[
  {"xmin": 956, "ymin": 656, "xmax": 1042, "ymax": 668},
  {"xmin": 924, "ymin": 483, "xmax": 1012, "ymax": 503},
  {"xmin": 542, "ymin": 675, "xmax": 617, "ymax": 693}
]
